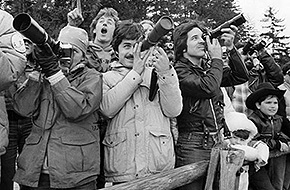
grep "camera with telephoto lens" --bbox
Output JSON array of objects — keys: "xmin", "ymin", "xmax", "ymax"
[
  {"xmin": 242, "ymin": 38, "xmax": 266, "ymax": 55},
  {"xmin": 141, "ymin": 16, "xmax": 174, "ymax": 52},
  {"xmin": 13, "ymin": 13, "xmax": 72, "ymax": 61},
  {"xmin": 208, "ymin": 13, "xmax": 247, "ymax": 39}
]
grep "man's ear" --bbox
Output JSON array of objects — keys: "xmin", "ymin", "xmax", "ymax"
[{"xmin": 255, "ymin": 102, "xmax": 260, "ymax": 110}]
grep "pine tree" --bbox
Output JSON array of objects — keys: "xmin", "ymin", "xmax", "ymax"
[{"xmin": 260, "ymin": 6, "xmax": 290, "ymax": 65}]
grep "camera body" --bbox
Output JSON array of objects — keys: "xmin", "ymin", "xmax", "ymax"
[
  {"xmin": 141, "ymin": 16, "xmax": 174, "ymax": 52},
  {"xmin": 59, "ymin": 43, "xmax": 73, "ymax": 63},
  {"xmin": 210, "ymin": 14, "xmax": 247, "ymax": 39},
  {"xmin": 242, "ymin": 39, "xmax": 266, "ymax": 55}
]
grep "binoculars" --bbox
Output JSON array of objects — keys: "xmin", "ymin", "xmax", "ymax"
[
  {"xmin": 141, "ymin": 16, "xmax": 174, "ymax": 52},
  {"xmin": 13, "ymin": 13, "xmax": 72, "ymax": 61},
  {"xmin": 209, "ymin": 13, "xmax": 247, "ymax": 39},
  {"xmin": 242, "ymin": 38, "xmax": 266, "ymax": 55}
]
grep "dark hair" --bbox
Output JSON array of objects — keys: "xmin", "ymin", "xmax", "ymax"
[
  {"xmin": 112, "ymin": 20, "xmax": 145, "ymax": 52},
  {"xmin": 172, "ymin": 19, "xmax": 206, "ymax": 61},
  {"xmin": 232, "ymin": 129, "xmax": 250, "ymax": 140},
  {"xmin": 89, "ymin": 7, "xmax": 119, "ymax": 40}
]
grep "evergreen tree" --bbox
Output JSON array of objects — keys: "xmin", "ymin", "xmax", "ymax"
[{"xmin": 260, "ymin": 6, "xmax": 290, "ymax": 64}]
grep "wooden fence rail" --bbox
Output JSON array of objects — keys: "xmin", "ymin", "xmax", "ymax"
[{"xmin": 100, "ymin": 149, "xmax": 290, "ymax": 190}]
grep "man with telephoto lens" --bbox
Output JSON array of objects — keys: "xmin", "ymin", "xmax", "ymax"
[
  {"xmin": 12, "ymin": 25, "xmax": 103, "ymax": 190},
  {"xmin": 99, "ymin": 20, "xmax": 182, "ymax": 184},
  {"xmin": 0, "ymin": 9, "xmax": 26, "ymax": 188},
  {"xmin": 172, "ymin": 19, "xmax": 249, "ymax": 190}
]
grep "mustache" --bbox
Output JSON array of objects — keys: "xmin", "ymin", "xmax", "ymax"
[{"xmin": 125, "ymin": 54, "xmax": 134, "ymax": 59}]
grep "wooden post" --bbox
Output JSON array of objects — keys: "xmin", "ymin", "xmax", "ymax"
[
  {"xmin": 219, "ymin": 149, "xmax": 245, "ymax": 190},
  {"xmin": 100, "ymin": 160, "xmax": 209, "ymax": 190},
  {"xmin": 204, "ymin": 148, "xmax": 221, "ymax": 190}
]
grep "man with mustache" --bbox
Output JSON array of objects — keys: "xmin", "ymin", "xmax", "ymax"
[
  {"xmin": 172, "ymin": 19, "xmax": 249, "ymax": 190},
  {"xmin": 100, "ymin": 20, "xmax": 182, "ymax": 184}
]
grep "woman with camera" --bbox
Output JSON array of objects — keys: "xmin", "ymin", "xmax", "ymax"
[{"xmin": 12, "ymin": 25, "xmax": 103, "ymax": 190}]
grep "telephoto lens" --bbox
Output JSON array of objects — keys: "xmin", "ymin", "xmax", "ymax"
[
  {"xmin": 141, "ymin": 16, "xmax": 174, "ymax": 52},
  {"xmin": 13, "ymin": 13, "xmax": 60, "ymax": 54},
  {"xmin": 210, "ymin": 14, "xmax": 247, "ymax": 39}
]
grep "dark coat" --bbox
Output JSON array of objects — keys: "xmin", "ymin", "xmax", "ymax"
[{"xmin": 175, "ymin": 47, "xmax": 249, "ymax": 133}]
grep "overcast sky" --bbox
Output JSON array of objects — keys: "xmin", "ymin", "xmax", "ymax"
[{"xmin": 235, "ymin": 0, "xmax": 290, "ymax": 37}]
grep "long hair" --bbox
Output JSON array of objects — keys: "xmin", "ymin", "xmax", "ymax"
[{"xmin": 173, "ymin": 20, "xmax": 206, "ymax": 61}]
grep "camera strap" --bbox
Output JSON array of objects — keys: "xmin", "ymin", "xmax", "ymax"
[{"xmin": 149, "ymin": 68, "xmax": 159, "ymax": 101}]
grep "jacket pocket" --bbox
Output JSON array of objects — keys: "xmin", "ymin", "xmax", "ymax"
[
  {"xmin": 103, "ymin": 131, "xmax": 127, "ymax": 174},
  {"xmin": 17, "ymin": 133, "xmax": 42, "ymax": 170},
  {"xmin": 61, "ymin": 132, "xmax": 98, "ymax": 173},
  {"xmin": 148, "ymin": 129, "xmax": 174, "ymax": 172}
]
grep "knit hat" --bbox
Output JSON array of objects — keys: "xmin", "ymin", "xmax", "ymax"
[
  {"xmin": 245, "ymin": 82, "xmax": 286, "ymax": 110},
  {"xmin": 58, "ymin": 25, "xmax": 88, "ymax": 54},
  {"xmin": 224, "ymin": 112, "xmax": 258, "ymax": 138}
]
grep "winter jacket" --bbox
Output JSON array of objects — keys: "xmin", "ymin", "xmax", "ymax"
[
  {"xmin": 12, "ymin": 66, "xmax": 103, "ymax": 188},
  {"xmin": 248, "ymin": 110, "xmax": 290, "ymax": 150},
  {"xmin": 0, "ymin": 10, "xmax": 26, "ymax": 156},
  {"xmin": 174, "ymin": 47, "xmax": 249, "ymax": 134},
  {"xmin": 100, "ymin": 63, "xmax": 182, "ymax": 182}
]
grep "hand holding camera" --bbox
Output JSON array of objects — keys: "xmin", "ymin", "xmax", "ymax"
[
  {"xmin": 242, "ymin": 38, "xmax": 266, "ymax": 56},
  {"xmin": 133, "ymin": 42, "xmax": 147, "ymax": 75},
  {"xmin": 152, "ymin": 47, "xmax": 170, "ymax": 72},
  {"xmin": 220, "ymin": 25, "xmax": 238, "ymax": 50},
  {"xmin": 34, "ymin": 43, "xmax": 60, "ymax": 77},
  {"xmin": 205, "ymin": 35, "xmax": 222, "ymax": 60}
]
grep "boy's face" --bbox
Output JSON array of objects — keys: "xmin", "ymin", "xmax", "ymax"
[
  {"xmin": 256, "ymin": 96, "xmax": 279, "ymax": 116},
  {"xmin": 230, "ymin": 134, "xmax": 250, "ymax": 145},
  {"xmin": 184, "ymin": 27, "xmax": 206, "ymax": 58},
  {"xmin": 118, "ymin": 39, "xmax": 137, "ymax": 68},
  {"xmin": 94, "ymin": 15, "xmax": 116, "ymax": 44}
]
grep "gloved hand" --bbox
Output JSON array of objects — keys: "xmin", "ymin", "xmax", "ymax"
[{"xmin": 34, "ymin": 43, "xmax": 60, "ymax": 77}]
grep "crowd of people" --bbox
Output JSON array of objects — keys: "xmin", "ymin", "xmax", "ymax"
[{"xmin": 0, "ymin": 5, "xmax": 290, "ymax": 190}]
